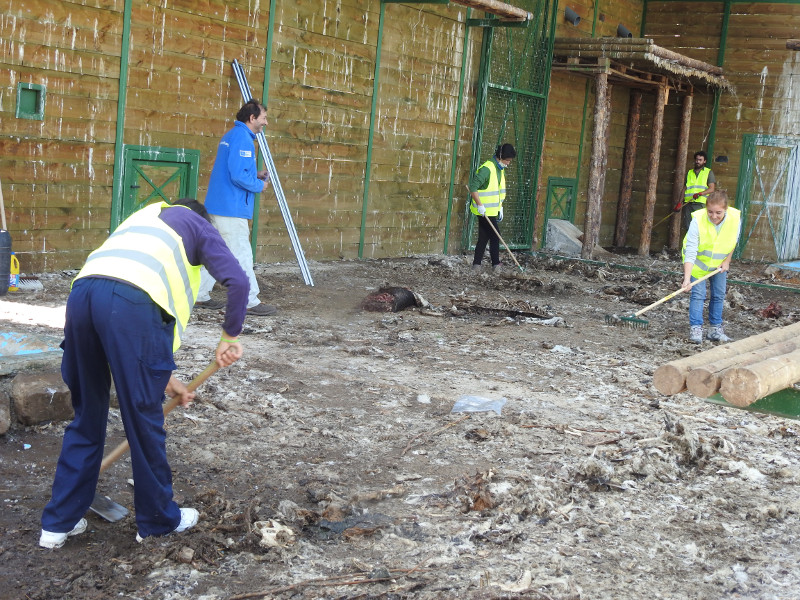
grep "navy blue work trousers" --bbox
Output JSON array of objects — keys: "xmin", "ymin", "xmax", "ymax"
[{"xmin": 41, "ymin": 277, "xmax": 181, "ymax": 537}]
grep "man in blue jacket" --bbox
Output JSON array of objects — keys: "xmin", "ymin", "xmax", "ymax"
[{"xmin": 196, "ymin": 99, "xmax": 277, "ymax": 317}]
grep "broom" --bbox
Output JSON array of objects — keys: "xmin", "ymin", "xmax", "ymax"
[{"xmin": 605, "ymin": 267, "xmax": 722, "ymax": 328}]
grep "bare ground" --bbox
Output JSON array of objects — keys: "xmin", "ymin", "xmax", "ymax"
[{"xmin": 2, "ymin": 251, "xmax": 800, "ymax": 600}]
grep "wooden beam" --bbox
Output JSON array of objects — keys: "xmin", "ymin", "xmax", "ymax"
[
  {"xmin": 669, "ymin": 92, "xmax": 693, "ymax": 250},
  {"xmin": 721, "ymin": 349, "xmax": 800, "ymax": 407},
  {"xmin": 451, "ymin": 0, "xmax": 532, "ymax": 22},
  {"xmin": 614, "ymin": 89, "xmax": 642, "ymax": 248},
  {"xmin": 638, "ymin": 84, "xmax": 667, "ymax": 256},
  {"xmin": 582, "ymin": 72, "xmax": 610, "ymax": 259}
]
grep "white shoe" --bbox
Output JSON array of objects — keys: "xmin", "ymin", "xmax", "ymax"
[
  {"xmin": 39, "ymin": 518, "xmax": 88, "ymax": 549},
  {"xmin": 689, "ymin": 325, "xmax": 703, "ymax": 344},
  {"xmin": 707, "ymin": 324, "xmax": 732, "ymax": 342},
  {"xmin": 136, "ymin": 507, "xmax": 199, "ymax": 542}
]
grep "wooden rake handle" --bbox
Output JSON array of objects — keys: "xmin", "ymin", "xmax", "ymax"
[
  {"xmin": 634, "ymin": 267, "xmax": 723, "ymax": 318},
  {"xmin": 99, "ymin": 361, "xmax": 220, "ymax": 473}
]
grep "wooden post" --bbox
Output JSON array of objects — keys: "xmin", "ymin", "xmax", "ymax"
[
  {"xmin": 583, "ymin": 72, "xmax": 610, "ymax": 259},
  {"xmin": 614, "ymin": 90, "xmax": 642, "ymax": 248},
  {"xmin": 653, "ymin": 322, "xmax": 800, "ymax": 395},
  {"xmin": 686, "ymin": 339, "xmax": 799, "ymax": 398},
  {"xmin": 720, "ymin": 349, "xmax": 800, "ymax": 407},
  {"xmin": 669, "ymin": 91, "xmax": 693, "ymax": 250},
  {"xmin": 638, "ymin": 83, "xmax": 667, "ymax": 256}
]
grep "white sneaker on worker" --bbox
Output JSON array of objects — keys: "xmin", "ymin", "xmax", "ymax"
[
  {"xmin": 39, "ymin": 518, "xmax": 88, "ymax": 549},
  {"xmin": 689, "ymin": 325, "xmax": 703, "ymax": 344},
  {"xmin": 707, "ymin": 324, "xmax": 732, "ymax": 342},
  {"xmin": 136, "ymin": 508, "xmax": 199, "ymax": 543}
]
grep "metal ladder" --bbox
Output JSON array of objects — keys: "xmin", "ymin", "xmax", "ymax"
[{"xmin": 232, "ymin": 59, "xmax": 314, "ymax": 286}]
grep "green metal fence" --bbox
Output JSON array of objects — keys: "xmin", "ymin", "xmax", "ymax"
[{"xmin": 463, "ymin": 0, "xmax": 557, "ymax": 252}]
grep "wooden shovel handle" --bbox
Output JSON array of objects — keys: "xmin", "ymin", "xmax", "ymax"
[
  {"xmin": 634, "ymin": 267, "xmax": 723, "ymax": 318},
  {"xmin": 99, "ymin": 361, "xmax": 220, "ymax": 473}
]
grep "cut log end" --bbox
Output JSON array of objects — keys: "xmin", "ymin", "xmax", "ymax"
[
  {"xmin": 653, "ymin": 364, "xmax": 687, "ymax": 395},
  {"xmin": 685, "ymin": 367, "xmax": 720, "ymax": 398},
  {"xmin": 719, "ymin": 368, "xmax": 761, "ymax": 407}
]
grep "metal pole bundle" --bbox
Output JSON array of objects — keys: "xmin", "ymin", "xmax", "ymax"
[{"xmin": 231, "ymin": 59, "xmax": 314, "ymax": 286}]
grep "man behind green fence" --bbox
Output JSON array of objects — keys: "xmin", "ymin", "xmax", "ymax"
[{"xmin": 468, "ymin": 143, "xmax": 516, "ymax": 273}]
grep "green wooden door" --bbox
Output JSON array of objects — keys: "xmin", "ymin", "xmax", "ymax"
[
  {"xmin": 114, "ymin": 145, "xmax": 201, "ymax": 229},
  {"xmin": 463, "ymin": 0, "xmax": 557, "ymax": 251},
  {"xmin": 735, "ymin": 134, "xmax": 800, "ymax": 262}
]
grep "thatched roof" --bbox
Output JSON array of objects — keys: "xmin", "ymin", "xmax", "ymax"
[{"xmin": 552, "ymin": 37, "xmax": 732, "ymax": 92}]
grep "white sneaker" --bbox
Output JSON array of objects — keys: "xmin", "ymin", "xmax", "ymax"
[
  {"xmin": 136, "ymin": 507, "xmax": 199, "ymax": 542},
  {"xmin": 39, "ymin": 518, "xmax": 88, "ymax": 549},
  {"xmin": 707, "ymin": 324, "xmax": 732, "ymax": 342},
  {"xmin": 689, "ymin": 325, "xmax": 703, "ymax": 344}
]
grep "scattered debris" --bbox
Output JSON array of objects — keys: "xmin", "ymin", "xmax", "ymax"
[
  {"xmin": 760, "ymin": 301, "xmax": 783, "ymax": 318},
  {"xmin": 451, "ymin": 395, "xmax": 507, "ymax": 415},
  {"xmin": 361, "ymin": 287, "xmax": 418, "ymax": 312}
]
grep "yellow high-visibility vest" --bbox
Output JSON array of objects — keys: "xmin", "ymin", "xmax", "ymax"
[
  {"xmin": 470, "ymin": 159, "xmax": 506, "ymax": 217},
  {"xmin": 682, "ymin": 207, "xmax": 741, "ymax": 279},
  {"xmin": 75, "ymin": 203, "xmax": 201, "ymax": 351},
  {"xmin": 684, "ymin": 167, "xmax": 712, "ymax": 204}
]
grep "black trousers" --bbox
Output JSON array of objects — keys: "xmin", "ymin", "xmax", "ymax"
[
  {"xmin": 681, "ymin": 202, "xmax": 705, "ymax": 232},
  {"xmin": 473, "ymin": 215, "xmax": 500, "ymax": 266}
]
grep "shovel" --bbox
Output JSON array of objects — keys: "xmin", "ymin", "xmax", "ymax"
[{"xmin": 90, "ymin": 361, "xmax": 221, "ymax": 521}]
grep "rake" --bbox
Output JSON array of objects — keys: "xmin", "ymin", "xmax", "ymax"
[{"xmin": 605, "ymin": 267, "xmax": 722, "ymax": 329}]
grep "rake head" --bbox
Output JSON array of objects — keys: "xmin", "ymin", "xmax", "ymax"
[{"xmin": 605, "ymin": 313, "xmax": 649, "ymax": 329}]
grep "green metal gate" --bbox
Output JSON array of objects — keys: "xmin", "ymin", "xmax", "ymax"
[
  {"xmin": 463, "ymin": 0, "xmax": 557, "ymax": 251},
  {"xmin": 541, "ymin": 176, "xmax": 577, "ymax": 247},
  {"xmin": 735, "ymin": 134, "xmax": 800, "ymax": 262},
  {"xmin": 114, "ymin": 145, "xmax": 201, "ymax": 229}
]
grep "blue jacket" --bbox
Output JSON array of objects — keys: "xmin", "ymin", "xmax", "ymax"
[{"xmin": 204, "ymin": 121, "xmax": 265, "ymax": 219}]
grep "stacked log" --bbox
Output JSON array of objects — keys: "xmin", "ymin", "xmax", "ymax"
[
  {"xmin": 653, "ymin": 322, "xmax": 800, "ymax": 404},
  {"xmin": 552, "ymin": 38, "xmax": 725, "ymax": 76}
]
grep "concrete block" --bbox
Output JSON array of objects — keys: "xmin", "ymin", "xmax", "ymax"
[
  {"xmin": 544, "ymin": 219, "xmax": 614, "ymax": 258},
  {"xmin": 0, "ymin": 392, "xmax": 10, "ymax": 435},
  {"xmin": 11, "ymin": 371, "xmax": 73, "ymax": 426},
  {"xmin": 545, "ymin": 219, "xmax": 583, "ymax": 256}
]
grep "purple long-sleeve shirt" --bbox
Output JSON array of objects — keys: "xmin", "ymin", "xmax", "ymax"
[{"xmin": 160, "ymin": 206, "xmax": 248, "ymax": 337}]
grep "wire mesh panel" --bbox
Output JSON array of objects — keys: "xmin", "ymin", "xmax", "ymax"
[
  {"xmin": 735, "ymin": 134, "xmax": 800, "ymax": 262},
  {"xmin": 464, "ymin": 0, "xmax": 555, "ymax": 251}
]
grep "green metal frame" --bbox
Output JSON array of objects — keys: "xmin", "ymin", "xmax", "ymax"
[
  {"xmin": 110, "ymin": 0, "xmax": 133, "ymax": 230},
  {"xmin": 443, "ymin": 8, "xmax": 472, "ymax": 254},
  {"xmin": 116, "ymin": 145, "xmax": 201, "ymax": 228},
  {"xmin": 250, "ymin": 0, "xmax": 278, "ymax": 260},
  {"xmin": 734, "ymin": 133, "xmax": 800, "ymax": 260},
  {"xmin": 15, "ymin": 82, "xmax": 46, "ymax": 120},
  {"xmin": 541, "ymin": 177, "xmax": 577, "ymax": 247},
  {"xmin": 706, "ymin": 389, "xmax": 800, "ymax": 421},
  {"xmin": 359, "ymin": 1, "xmax": 387, "ymax": 259},
  {"xmin": 572, "ymin": 1, "xmax": 600, "ymax": 224},
  {"xmin": 462, "ymin": 1, "xmax": 557, "ymax": 252}
]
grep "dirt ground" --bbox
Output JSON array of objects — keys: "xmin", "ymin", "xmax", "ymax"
[{"xmin": 2, "ymin": 250, "xmax": 800, "ymax": 600}]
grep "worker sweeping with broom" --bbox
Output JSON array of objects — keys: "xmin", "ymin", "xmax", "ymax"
[
  {"xmin": 39, "ymin": 199, "xmax": 248, "ymax": 549},
  {"xmin": 469, "ymin": 143, "xmax": 516, "ymax": 273},
  {"xmin": 681, "ymin": 190, "xmax": 741, "ymax": 344}
]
